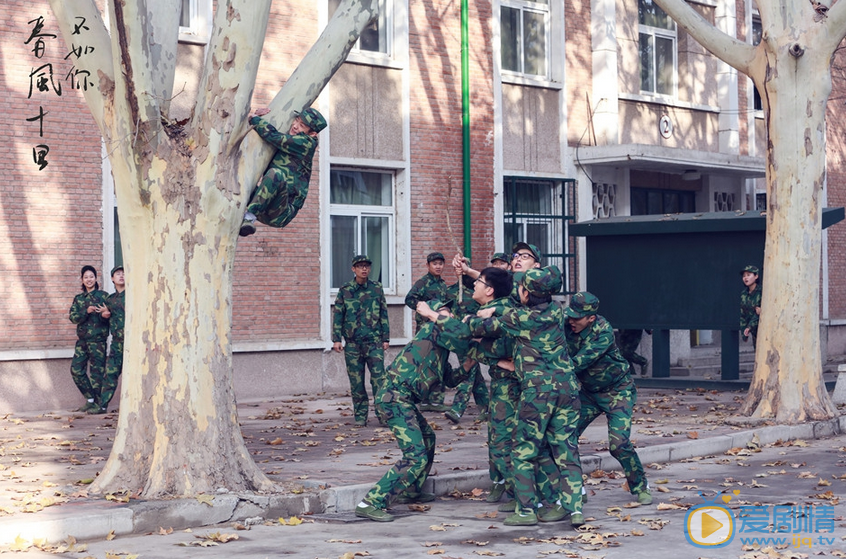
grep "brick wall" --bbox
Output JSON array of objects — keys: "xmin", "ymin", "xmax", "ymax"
[
  {"xmin": 407, "ymin": 0, "xmax": 495, "ymax": 271},
  {"xmin": 826, "ymin": 45, "xmax": 846, "ymax": 320},
  {"xmin": 0, "ymin": 1, "xmax": 103, "ymax": 351}
]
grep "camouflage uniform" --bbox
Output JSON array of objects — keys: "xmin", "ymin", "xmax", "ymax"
[
  {"xmin": 245, "ymin": 116, "xmax": 319, "ymax": 229},
  {"xmin": 476, "ymin": 268, "xmax": 583, "ymax": 516},
  {"xmin": 332, "ymin": 270, "xmax": 390, "ymax": 424},
  {"xmin": 740, "ymin": 286, "xmax": 762, "ymax": 347},
  {"xmin": 404, "ymin": 266, "xmax": 449, "ymax": 407},
  {"xmin": 617, "ymin": 329, "xmax": 648, "ymax": 374},
  {"xmin": 69, "ymin": 289, "xmax": 110, "ymax": 403},
  {"xmin": 447, "ymin": 280, "xmax": 489, "ymax": 417},
  {"xmin": 362, "ymin": 316, "xmax": 471, "ymax": 510},
  {"xmin": 100, "ymin": 288, "xmax": 125, "ymax": 410},
  {"xmin": 466, "ymin": 297, "xmax": 519, "ymax": 493},
  {"xmin": 565, "ymin": 294, "xmax": 648, "ymax": 497}
]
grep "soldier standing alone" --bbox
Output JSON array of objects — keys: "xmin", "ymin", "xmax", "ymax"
[
  {"xmin": 740, "ymin": 264, "xmax": 762, "ymax": 349},
  {"xmin": 68, "ymin": 265, "xmax": 110, "ymax": 414},
  {"xmin": 332, "ymin": 255, "xmax": 391, "ymax": 427}
]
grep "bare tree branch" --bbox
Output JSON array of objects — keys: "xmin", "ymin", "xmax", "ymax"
[
  {"xmin": 193, "ymin": 0, "xmax": 272, "ymax": 141},
  {"xmin": 48, "ymin": 0, "xmax": 113, "ymax": 134},
  {"xmin": 233, "ymin": 0, "xmax": 377, "ymax": 203},
  {"xmin": 652, "ymin": 0, "xmax": 756, "ymax": 75},
  {"xmin": 821, "ymin": 0, "xmax": 846, "ymax": 53}
]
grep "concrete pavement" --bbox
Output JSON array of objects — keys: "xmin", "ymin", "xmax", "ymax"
[{"xmin": 1, "ymin": 387, "xmax": 845, "ymax": 553}]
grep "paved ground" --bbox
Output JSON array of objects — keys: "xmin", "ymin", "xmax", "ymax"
[
  {"xmin": 10, "ymin": 434, "xmax": 846, "ymax": 559},
  {"xmin": 1, "ymin": 385, "xmax": 846, "ymax": 557}
]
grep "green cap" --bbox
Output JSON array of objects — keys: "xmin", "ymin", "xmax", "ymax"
[
  {"xmin": 741, "ymin": 264, "xmax": 759, "ymax": 275},
  {"xmin": 352, "ymin": 254, "xmax": 372, "ymax": 266},
  {"xmin": 512, "ymin": 242, "xmax": 541, "ymax": 262},
  {"xmin": 427, "ymin": 252, "xmax": 445, "ymax": 263},
  {"xmin": 490, "ymin": 252, "xmax": 510, "ymax": 264},
  {"xmin": 565, "ymin": 292, "xmax": 600, "ymax": 318},
  {"xmin": 296, "ymin": 107, "xmax": 327, "ymax": 133},
  {"xmin": 521, "ymin": 266, "xmax": 562, "ymax": 297},
  {"xmin": 110, "ymin": 265, "xmax": 124, "ymax": 276}
]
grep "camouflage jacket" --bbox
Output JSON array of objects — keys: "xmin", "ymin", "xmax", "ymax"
[
  {"xmin": 250, "ymin": 116, "xmax": 318, "ymax": 194},
  {"xmin": 106, "ymin": 290, "xmax": 126, "ymax": 341},
  {"xmin": 404, "ymin": 272, "xmax": 448, "ymax": 329},
  {"xmin": 383, "ymin": 318, "xmax": 471, "ymax": 403},
  {"xmin": 464, "ymin": 298, "xmax": 516, "ymax": 380},
  {"xmin": 69, "ymin": 290, "xmax": 110, "ymax": 341},
  {"xmin": 447, "ymin": 281, "xmax": 480, "ymax": 319},
  {"xmin": 332, "ymin": 279, "xmax": 390, "ymax": 343},
  {"xmin": 565, "ymin": 314, "xmax": 631, "ymax": 393},
  {"xmin": 476, "ymin": 301, "xmax": 574, "ymax": 385},
  {"xmin": 740, "ymin": 285, "xmax": 762, "ymax": 335}
]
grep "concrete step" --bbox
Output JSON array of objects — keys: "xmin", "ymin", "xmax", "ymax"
[
  {"xmin": 669, "ymin": 364, "xmax": 755, "ymax": 377},
  {"xmin": 678, "ymin": 354, "xmax": 756, "ymax": 368}
]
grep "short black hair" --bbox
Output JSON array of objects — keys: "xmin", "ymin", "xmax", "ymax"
[
  {"xmin": 80, "ymin": 265, "xmax": 99, "ymax": 292},
  {"xmin": 479, "ymin": 267, "xmax": 512, "ymax": 299},
  {"xmin": 526, "ymin": 292, "xmax": 552, "ymax": 307}
]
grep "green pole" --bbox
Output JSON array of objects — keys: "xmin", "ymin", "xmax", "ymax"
[{"xmin": 460, "ymin": 0, "xmax": 472, "ymax": 260}]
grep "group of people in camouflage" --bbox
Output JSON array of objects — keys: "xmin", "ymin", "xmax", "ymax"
[
  {"xmin": 68, "ymin": 265, "xmax": 125, "ymax": 414},
  {"xmin": 334, "ymin": 243, "xmax": 651, "ymax": 527}
]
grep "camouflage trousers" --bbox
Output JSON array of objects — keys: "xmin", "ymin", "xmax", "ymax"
[
  {"xmin": 70, "ymin": 339, "xmax": 107, "ymax": 402},
  {"xmin": 245, "ymin": 166, "xmax": 307, "ymax": 228},
  {"xmin": 511, "ymin": 375, "xmax": 583, "ymax": 513},
  {"xmin": 617, "ymin": 329, "xmax": 647, "ymax": 367},
  {"xmin": 576, "ymin": 380, "xmax": 648, "ymax": 495},
  {"xmin": 100, "ymin": 338, "xmax": 124, "ymax": 409},
  {"xmin": 450, "ymin": 362, "xmax": 490, "ymax": 416},
  {"xmin": 344, "ymin": 340, "xmax": 387, "ymax": 423},
  {"xmin": 365, "ymin": 388, "xmax": 435, "ymax": 509},
  {"xmin": 487, "ymin": 373, "xmax": 520, "ymax": 485}
]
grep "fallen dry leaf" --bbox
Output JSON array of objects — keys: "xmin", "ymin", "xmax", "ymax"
[
  {"xmin": 279, "ymin": 516, "xmax": 303, "ymax": 525},
  {"xmin": 196, "ymin": 494, "xmax": 214, "ymax": 506}
]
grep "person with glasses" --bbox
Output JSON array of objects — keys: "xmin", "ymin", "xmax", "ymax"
[
  {"xmin": 405, "ymin": 252, "xmax": 450, "ymax": 411},
  {"xmin": 444, "ymin": 268, "xmax": 490, "ymax": 425},
  {"xmin": 332, "ymin": 255, "xmax": 391, "ymax": 427}
]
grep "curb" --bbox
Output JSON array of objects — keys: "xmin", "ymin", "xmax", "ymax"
[{"xmin": 2, "ymin": 415, "xmax": 844, "ymax": 547}]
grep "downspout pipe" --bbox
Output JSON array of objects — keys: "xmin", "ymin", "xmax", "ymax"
[{"xmin": 461, "ymin": 0, "xmax": 472, "ymax": 260}]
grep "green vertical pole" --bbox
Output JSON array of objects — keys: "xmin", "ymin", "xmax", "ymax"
[{"xmin": 461, "ymin": 0, "xmax": 472, "ymax": 260}]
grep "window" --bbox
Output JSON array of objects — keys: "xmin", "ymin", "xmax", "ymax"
[
  {"xmin": 639, "ymin": 0, "xmax": 676, "ymax": 96},
  {"xmin": 503, "ymin": 177, "xmax": 575, "ymax": 293},
  {"xmin": 631, "ymin": 187, "xmax": 695, "ymax": 215},
  {"xmin": 179, "ymin": 0, "xmax": 211, "ymax": 44},
  {"xmin": 330, "ymin": 169, "xmax": 395, "ymax": 291},
  {"xmin": 329, "ymin": 0, "xmax": 391, "ymax": 55},
  {"xmin": 501, "ymin": 0, "xmax": 549, "ymax": 78},
  {"xmin": 751, "ymin": 17, "xmax": 763, "ymax": 111}
]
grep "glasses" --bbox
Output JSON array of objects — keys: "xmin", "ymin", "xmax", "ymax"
[
  {"xmin": 512, "ymin": 252, "xmax": 536, "ymax": 261},
  {"xmin": 474, "ymin": 277, "xmax": 490, "ymax": 288}
]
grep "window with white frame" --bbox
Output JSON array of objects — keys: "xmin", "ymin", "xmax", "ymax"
[
  {"xmin": 751, "ymin": 16, "xmax": 763, "ymax": 111},
  {"xmin": 639, "ymin": 0, "xmax": 676, "ymax": 96},
  {"xmin": 328, "ymin": 0, "xmax": 391, "ymax": 56},
  {"xmin": 180, "ymin": 0, "xmax": 212, "ymax": 44},
  {"xmin": 500, "ymin": 0, "xmax": 549, "ymax": 78},
  {"xmin": 330, "ymin": 169, "xmax": 395, "ymax": 292}
]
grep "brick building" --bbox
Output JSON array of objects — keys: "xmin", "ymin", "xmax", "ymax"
[{"xmin": 0, "ymin": 0, "xmax": 843, "ymax": 413}]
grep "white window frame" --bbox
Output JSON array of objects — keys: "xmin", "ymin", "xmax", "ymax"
[
  {"xmin": 500, "ymin": 0, "xmax": 551, "ymax": 80},
  {"xmin": 331, "ymin": 0, "xmax": 399, "ymax": 68},
  {"xmin": 179, "ymin": 0, "xmax": 212, "ymax": 45},
  {"xmin": 329, "ymin": 168, "xmax": 397, "ymax": 294},
  {"xmin": 638, "ymin": 0, "xmax": 677, "ymax": 98}
]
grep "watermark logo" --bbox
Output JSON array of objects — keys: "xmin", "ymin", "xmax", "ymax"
[
  {"xmin": 684, "ymin": 491, "xmax": 738, "ymax": 548},
  {"xmin": 684, "ymin": 490, "xmax": 836, "ymax": 550}
]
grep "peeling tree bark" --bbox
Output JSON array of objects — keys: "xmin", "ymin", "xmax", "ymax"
[
  {"xmin": 652, "ymin": 0, "xmax": 846, "ymax": 423},
  {"xmin": 49, "ymin": 0, "xmax": 376, "ymax": 497}
]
